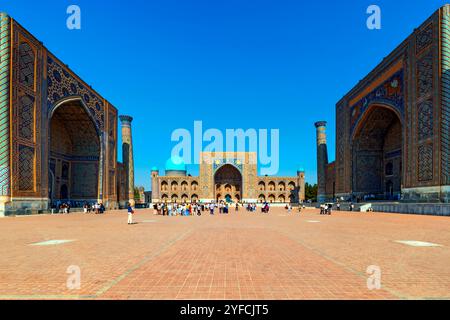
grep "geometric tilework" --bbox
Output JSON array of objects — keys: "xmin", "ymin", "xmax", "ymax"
[
  {"xmin": 0, "ymin": 13, "xmax": 11, "ymax": 196},
  {"xmin": 18, "ymin": 42, "xmax": 35, "ymax": 88},
  {"xmin": 18, "ymin": 145, "xmax": 35, "ymax": 191},
  {"xmin": 417, "ymin": 99, "xmax": 433, "ymax": 141},
  {"xmin": 213, "ymin": 158, "xmax": 244, "ymax": 173},
  {"xmin": 417, "ymin": 51, "xmax": 433, "ymax": 99},
  {"xmin": 46, "ymin": 56, "xmax": 105, "ymax": 131},
  {"xmin": 441, "ymin": 11, "xmax": 450, "ymax": 185},
  {"xmin": 416, "ymin": 23, "xmax": 433, "ymax": 55},
  {"xmin": 418, "ymin": 144, "xmax": 433, "ymax": 182},
  {"xmin": 18, "ymin": 94, "xmax": 34, "ymax": 141},
  {"xmin": 350, "ymin": 71, "xmax": 404, "ymax": 135},
  {"xmin": 108, "ymin": 170, "xmax": 115, "ymax": 196},
  {"xmin": 70, "ymin": 162, "xmax": 98, "ymax": 199}
]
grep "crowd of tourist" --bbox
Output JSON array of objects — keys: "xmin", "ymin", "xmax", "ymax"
[
  {"xmin": 83, "ymin": 202, "xmax": 106, "ymax": 214},
  {"xmin": 52, "ymin": 201, "xmax": 106, "ymax": 214},
  {"xmin": 151, "ymin": 201, "xmax": 274, "ymax": 216},
  {"xmin": 58, "ymin": 203, "xmax": 71, "ymax": 214}
]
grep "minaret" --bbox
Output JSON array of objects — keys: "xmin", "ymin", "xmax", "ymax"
[
  {"xmin": 151, "ymin": 167, "xmax": 159, "ymax": 203},
  {"xmin": 120, "ymin": 115, "xmax": 135, "ymax": 207},
  {"xmin": 315, "ymin": 121, "xmax": 328, "ymax": 203},
  {"xmin": 297, "ymin": 168, "xmax": 306, "ymax": 203}
]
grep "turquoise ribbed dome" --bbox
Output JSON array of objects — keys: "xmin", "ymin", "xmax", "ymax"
[
  {"xmin": 297, "ymin": 166, "xmax": 305, "ymax": 172},
  {"xmin": 165, "ymin": 156, "xmax": 186, "ymax": 171},
  {"xmin": 151, "ymin": 166, "xmax": 159, "ymax": 171}
]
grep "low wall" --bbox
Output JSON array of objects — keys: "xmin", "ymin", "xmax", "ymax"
[{"xmin": 371, "ymin": 203, "xmax": 450, "ymax": 216}]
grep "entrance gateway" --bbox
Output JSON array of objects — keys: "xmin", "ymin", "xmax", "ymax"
[
  {"xmin": 315, "ymin": 5, "xmax": 450, "ymax": 204},
  {"xmin": 0, "ymin": 13, "xmax": 136, "ymax": 215},
  {"xmin": 151, "ymin": 152, "xmax": 306, "ymax": 204}
]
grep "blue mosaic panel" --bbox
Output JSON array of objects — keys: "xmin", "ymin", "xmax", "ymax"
[
  {"xmin": 46, "ymin": 56, "xmax": 105, "ymax": 131},
  {"xmin": 213, "ymin": 158, "xmax": 243, "ymax": 173},
  {"xmin": 350, "ymin": 70, "xmax": 404, "ymax": 136}
]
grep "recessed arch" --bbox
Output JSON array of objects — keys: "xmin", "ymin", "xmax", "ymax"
[
  {"xmin": 351, "ymin": 104, "xmax": 403, "ymax": 199},
  {"xmin": 258, "ymin": 194, "xmax": 266, "ymax": 203},
  {"xmin": 49, "ymin": 96, "xmax": 101, "ymax": 136},
  {"xmin": 49, "ymin": 98, "xmax": 101, "ymax": 206},
  {"xmin": 288, "ymin": 181, "xmax": 296, "ymax": 191},
  {"xmin": 258, "ymin": 181, "xmax": 266, "ymax": 191},
  {"xmin": 351, "ymin": 103, "xmax": 402, "ymax": 141},
  {"xmin": 214, "ymin": 164, "xmax": 242, "ymax": 202}
]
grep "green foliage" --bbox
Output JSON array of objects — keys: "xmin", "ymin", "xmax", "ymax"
[
  {"xmin": 134, "ymin": 187, "xmax": 141, "ymax": 200},
  {"xmin": 305, "ymin": 183, "xmax": 318, "ymax": 201}
]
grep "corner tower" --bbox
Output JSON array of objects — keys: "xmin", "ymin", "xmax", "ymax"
[
  {"xmin": 120, "ymin": 115, "xmax": 135, "ymax": 206},
  {"xmin": 315, "ymin": 121, "xmax": 328, "ymax": 203}
]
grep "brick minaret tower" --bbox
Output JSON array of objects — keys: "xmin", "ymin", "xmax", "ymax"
[
  {"xmin": 297, "ymin": 168, "xmax": 306, "ymax": 203},
  {"xmin": 120, "ymin": 115, "xmax": 135, "ymax": 207},
  {"xmin": 315, "ymin": 121, "xmax": 328, "ymax": 203},
  {"xmin": 151, "ymin": 167, "xmax": 159, "ymax": 203}
]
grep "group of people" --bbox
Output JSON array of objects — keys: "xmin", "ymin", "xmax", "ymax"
[
  {"xmin": 245, "ymin": 203, "xmax": 261, "ymax": 212},
  {"xmin": 83, "ymin": 202, "xmax": 106, "ymax": 214},
  {"xmin": 151, "ymin": 201, "xmax": 274, "ymax": 216},
  {"xmin": 283, "ymin": 203, "xmax": 307, "ymax": 213},
  {"xmin": 153, "ymin": 202, "xmax": 203, "ymax": 216},
  {"xmin": 320, "ymin": 203, "xmax": 333, "ymax": 215},
  {"xmin": 334, "ymin": 202, "xmax": 355, "ymax": 211},
  {"xmin": 58, "ymin": 203, "xmax": 71, "ymax": 214}
]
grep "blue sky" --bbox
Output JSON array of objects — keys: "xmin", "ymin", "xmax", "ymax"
[{"xmin": 1, "ymin": 0, "xmax": 447, "ymax": 190}]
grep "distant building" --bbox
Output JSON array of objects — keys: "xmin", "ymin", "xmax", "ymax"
[
  {"xmin": 151, "ymin": 152, "xmax": 305, "ymax": 204},
  {"xmin": 0, "ymin": 14, "xmax": 135, "ymax": 215},
  {"xmin": 317, "ymin": 5, "xmax": 450, "ymax": 203}
]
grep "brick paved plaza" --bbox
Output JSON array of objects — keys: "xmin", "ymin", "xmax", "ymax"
[{"xmin": 0, "ymin": 208, "xmax": 449, "ymax": 300}]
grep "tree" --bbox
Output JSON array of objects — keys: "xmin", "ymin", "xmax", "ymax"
[
  {"xmin": 305, "ymin": 183, "xmax": 318, "ymax": 201},
  {"xmin": 134, "ymin": 187, "xmax": 142, "ymax": 201}
]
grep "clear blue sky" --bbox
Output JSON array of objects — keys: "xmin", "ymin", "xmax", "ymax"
[{"xmin": 1, "ymin": 0, "xmax": 447, "ymax": 190}]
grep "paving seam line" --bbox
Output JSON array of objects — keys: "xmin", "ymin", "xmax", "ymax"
[
  {"xmin": 0, "ymin": 229, "xmax": 192, "ymax": 300},
  {"xmin": 91, "ymin": 228, "xmax": 194, "ymax": 298},
  {"xmin": 276, "ymin": 228, "xmax": 409, "ymax": 300}
]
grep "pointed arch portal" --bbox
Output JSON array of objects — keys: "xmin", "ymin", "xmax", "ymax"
[
  {"xmin": 214, "ymin": 164, "xmax": 242, "ymax": 202},
  {"xmin": 49, "ymin": 99, "xmax": 101, "ymax": 206}
]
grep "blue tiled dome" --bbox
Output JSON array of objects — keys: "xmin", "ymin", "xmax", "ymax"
[
  {"xmin": 297, "ymin": 166, "xmax": 305, "ymax": 172},
  {"xmin": 151, "ymin": 166, "xmax": 159, "ymax": 171},
  {"xmin": 165, "ymin": 156, "xmax": 186, "ymax": 171}
]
